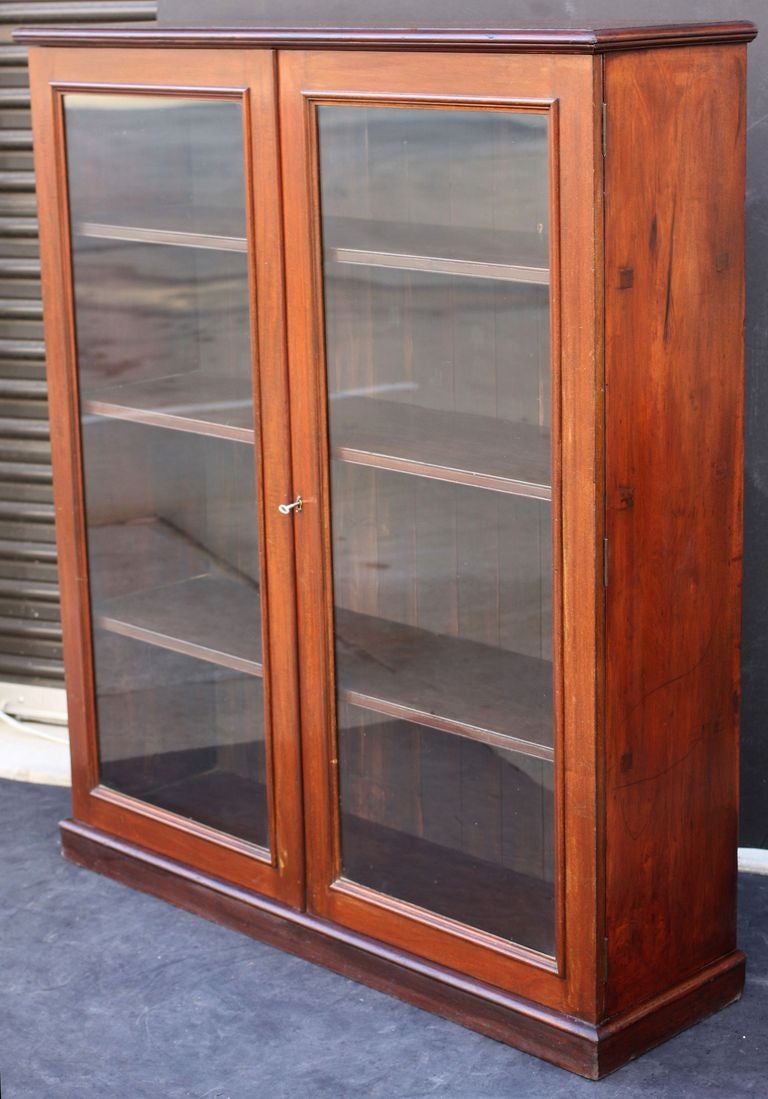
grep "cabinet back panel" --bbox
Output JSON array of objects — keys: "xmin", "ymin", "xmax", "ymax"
[
  {"xmin": 82, "ymin": 418, "xmax": 261, "ymax": 585},
  {"xmin": 72, "ymin": 242, "xmax": 252, "ymax": 406},
  {"xmin": 65, "ymin": 94, "xmax": 247, "ymax": 239},
  {"xmin": 330, "ymin": 462, "xmax": 551, "ymax": 660},
  {"xmin": 338, "ymin": 703, "xmax": 555, "ymax": 952},
  {"xmin": 338, "ymin": 704, "xmax": 554, "ymax": 875},
  {"xmin": 94, "ymin": 629, "xmax": 268, "ymax": 848}
]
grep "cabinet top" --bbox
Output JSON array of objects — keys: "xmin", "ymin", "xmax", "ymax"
[{"xmin": 13, "ymin": 21, "xmax": 758, "ymax": 53}]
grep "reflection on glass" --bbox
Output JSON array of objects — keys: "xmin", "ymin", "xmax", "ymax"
[
  {"xmin": 96, "ymin": 633, "xmax": 268, "ymax": 846},
  {"xmin": 320, "ymin": 106, "xmax": 551, "ymax": 490},
  {"xmin": 65, "ymin": 95, "xmax": 247, "ymax": 237},
  {"xmin": 65, "ymin": 94, "xmax": 269, "ymax": 848},
  {"xmin": 333, "ymin": 467, "xmax": 553, "ymax": 744},
  {"xmin": 339, "ymin": 704, "xmax": 555, "ymax": 954},
  {"xmin": 65, "ymin": 95, "xmax": 253, "ymax": 432},
  {"xmin": 319, "ymin": 105, "xmax": 555, "ymax": 950},
  {"xmin": 72, "ymin": 244, "xmax": 253, "ymax": 435}
]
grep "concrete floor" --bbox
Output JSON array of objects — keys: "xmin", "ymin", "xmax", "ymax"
[{"xmin": 1, "ymin": 777, "xmax": 766, "ymax": 1099}]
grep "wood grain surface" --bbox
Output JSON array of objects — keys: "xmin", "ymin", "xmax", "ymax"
[{"xmin": 603, "ymin": 43, "xmax": 747, "ymax": 1015}]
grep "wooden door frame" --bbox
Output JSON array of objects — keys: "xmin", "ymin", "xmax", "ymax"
[
  {"xmin": 279, "ymin": 48, "xmax": 605, "ymax": 1019},
  {"xmin": 29, "ymin": 45, "xmax": 304, "ymax": 907}
]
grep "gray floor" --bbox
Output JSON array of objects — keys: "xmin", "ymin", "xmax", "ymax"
[{"xmin": 1, "ymin": 777, "xmax": 766, "ymax": 1099}]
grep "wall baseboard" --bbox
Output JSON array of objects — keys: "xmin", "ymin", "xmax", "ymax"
[
  {"xmin": 0, "ymin": 683, "xmax": 69, "ymax": 785},
  {"xmin": 738, "ymin": 848, "xmax": 768, "ymax": 875}
]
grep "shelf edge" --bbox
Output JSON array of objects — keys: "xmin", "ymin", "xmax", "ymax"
[
  {"xmin": 83, "ymin": 399, "xmax": 255, "ymax": 444},
  {"xmin": 95, "ymin": 613, "xmax": 264, "ymax": 677},
  {"xmin": 77, "ymin": 221, "xmax": 248, "ymax": 253},
  {"xmin": 328, "ymin": 247, "xmax": 550, "ymax": 286},
  {"xmin": 333, "ymin": 445, "xmax": 552, "ymax": 499},
  {"xmin": 340, "ymin": 687, "xmax": 554, "ymax": 762}
]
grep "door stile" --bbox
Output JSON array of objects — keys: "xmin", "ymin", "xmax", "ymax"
[
  {"xmin": 30, "ymin": 47, "xmax": 101, "ymax": 816},
  {"xmin": 244, "ymin": 48, "xmax": 305, "ymax": 908}
]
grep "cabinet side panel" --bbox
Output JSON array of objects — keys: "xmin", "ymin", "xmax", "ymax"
[{"xmin": 604, "ymin": 45, "xmax": 746, "ymax": 1016}]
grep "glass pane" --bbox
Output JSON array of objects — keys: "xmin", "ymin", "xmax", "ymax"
[
  {"xmin": 65, "ymin": 95, "xmax": 252, "ymax": 433},
  {"xmin": 65, "ymin": 94, "xmax": 269, "ymax": 849},
  {"xmin": 319, "ymin": 105, "xmax": 555, "ymax": 951},
  {"xmin": 320, "ymin": 107, "xmax": 550, "ymax": 495},
  {"xmin": 96, "ymin": 633, "xmax": 268, "ymax": 846},
  {"xmin": 72, "ymin": 244, "xmax": 253, "ymax": 435},
  {"xmin": 65, "ymin": 95, "xmax": 246, "ymax": 236},
  {"xmin": 333, "ymin": 467, "xmax": 552, "ymax": 741},
  {"xmin": 339, "ymin": 704, "xmax": 554, "ymax": 954}
]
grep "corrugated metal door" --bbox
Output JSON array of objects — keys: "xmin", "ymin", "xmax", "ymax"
[{"xmin": 0, "ymin": 1, "xmax": 157, "ymax": 686}]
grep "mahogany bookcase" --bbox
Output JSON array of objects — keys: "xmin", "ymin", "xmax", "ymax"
[{"xmin": 17, "ymin": 19, "xmax": 756, "ymax": 1078}]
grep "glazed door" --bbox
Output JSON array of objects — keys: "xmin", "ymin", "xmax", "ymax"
[
  {"xmin": 31, "ymin": 48, "xmax": 303, "ymax": 904},
  {"xmin": 281, "ymin": 51, "xmax": 602, "ymax": 1011}
]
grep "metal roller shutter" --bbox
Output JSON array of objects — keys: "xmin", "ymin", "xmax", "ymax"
[{"xmin": 0, "ymin": 0, "xmax": 157, "ymax": 687}]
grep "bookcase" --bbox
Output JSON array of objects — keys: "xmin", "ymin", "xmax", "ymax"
[{"xmin": 20, "ymin": 19, "xmax": 755, "ymax": 1077}]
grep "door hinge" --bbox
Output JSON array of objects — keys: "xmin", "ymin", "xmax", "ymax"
[
  {"xmin": 601, "ymin": 102, "xmax": 608, "ymax": 158},
  {"xmin": 603, "ymin": 536, "xmax": 609, "ymax": 587},
  {"xmin": 602, "ymin": 936, "xmax": 609, "ymax": 981}
]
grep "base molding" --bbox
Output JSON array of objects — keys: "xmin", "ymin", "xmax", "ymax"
[
  {"xmin": 594, "ymin": 952, "xmax": 745, "ymax": 1077},
  {"xmin": 60, "ymin": 818, "xmax": 746, "ymax": 1080}
]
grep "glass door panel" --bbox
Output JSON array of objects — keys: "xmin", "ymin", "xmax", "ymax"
[
  {"xmin": 318, "ymin": 105, "xmax": 555, "ymax": 953},
  {"xmin": 64, "ymin": 94, "xmax": 270, "ymax": 851}
]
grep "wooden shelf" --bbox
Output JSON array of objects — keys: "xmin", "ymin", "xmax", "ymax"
[
  {"xmin": 75, "ymin": 219, "xmax": 548, "ymax": 283},
  {"xmin": 87, "ymin": 521, "xmax": 551, "ymax": 758},
  {"xmin": 102, "ymin": 740, "xmax": 269, "ymax": 849},
  {"xmin": 335, "ymin": 608, "xmax": 554, "ymax": 761},
  {"xmin": 83, "ymin": 386, "xmax": 552, "ymax": 499},
  {"xmin": 328, "ymin": 247, "xmax": 549, "ymax": 285},
  {"xmin": 75, "ymin": 221, "xmax": 248, "ymax": 253},
  {"xmin": 82, "ymin": 375, "xmax": 256, "ymax": 443},
  {"xmin": 96, "ymin": 575, "xmax": 263, "ymax": 676},
  {"xmin": 88, "ymin": 519, "xmax": 263, "ymax": 676},
  {"xmin": 324, "ymin": 216, "xmax": 549, "ymax": 285},
  {"xmin": 331, "ymin": 396, "xmax": 551, "ymax": 498},
  {"xmin": 341, "ymin": 814, "xmax": 554, "ymax": 954}
]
